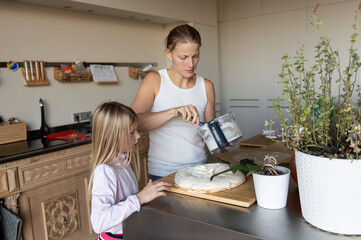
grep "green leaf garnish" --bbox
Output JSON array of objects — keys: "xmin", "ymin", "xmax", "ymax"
[{"xmin": 210, "ymin": 161, "xmax": 262, "ymax": 181}]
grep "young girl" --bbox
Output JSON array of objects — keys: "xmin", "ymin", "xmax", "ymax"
[{"xmin": 89, "ymin": 102, "xmax": 170, "ymax": 239}]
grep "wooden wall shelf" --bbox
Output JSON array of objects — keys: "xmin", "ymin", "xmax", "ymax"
[{"xmin": 53, "ymin": 67, "xmax": 92, "ymax": 83}]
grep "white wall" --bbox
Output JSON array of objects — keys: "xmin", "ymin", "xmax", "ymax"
[
  {"xmin": 193, "ymin": 23, "xmax": 221, "ymax": 116},
  {"xmin": 217, "ymin": 0, "xmax": 361, "ymax": 138},
  {"xmin": 0, "ymin": 1, "xmax": 165, "ymax": 130},
  {"xmin": 74, "ymin": 0, "xmax": 218, "ymax": 26},
  {"xmin": 0, "ymin": 0, "xmax": 219, "ymax": 130}
]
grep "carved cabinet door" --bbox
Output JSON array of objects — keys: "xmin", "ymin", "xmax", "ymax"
[{"xmin": 19, "ymin": 173, "xmax": 94, "ymax": 240}]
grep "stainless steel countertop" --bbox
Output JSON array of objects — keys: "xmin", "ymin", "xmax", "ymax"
[{"xmin": 124, "ymin": 169, "xmax": 361, "ymax": 240}]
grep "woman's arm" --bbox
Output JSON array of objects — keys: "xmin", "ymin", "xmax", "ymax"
[
  {"xmin": 131, "ymin": 72, "xmax": 200, "ymax": 132},
  {"xmin": 204, "ymin": 78, "xmax": 216, "ymax": 122},
  {"xmin": 131, "ymin": 72, "xmax": 177, "ymax": 132}
]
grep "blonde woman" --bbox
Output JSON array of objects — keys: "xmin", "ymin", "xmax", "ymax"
[
  {"xmin": 89, "ymin": 102, "xmax": 170, "ymax": 240},
  {"xmin": 132, "ymin": 24, "xmax": 216, "ymax": 181}
]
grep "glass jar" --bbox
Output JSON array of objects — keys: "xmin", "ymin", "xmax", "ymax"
[{"xmin": 198, "ymin": 112, "xmax": 242, "ymax": 154}]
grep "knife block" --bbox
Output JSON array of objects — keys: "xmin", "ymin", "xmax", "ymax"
[{"xmin": 21, "ymin": 61, "xmax": 49, "ymax": 86}]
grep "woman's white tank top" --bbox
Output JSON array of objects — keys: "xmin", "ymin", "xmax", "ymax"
[{"xmin": 148, "ymin": 69, "xmax": 208, "ymax": 177}]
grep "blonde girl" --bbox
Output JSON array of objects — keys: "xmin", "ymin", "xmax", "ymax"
[{"xmin": 89, "ymin": 102, "xmax": 170, "ymax": 240}]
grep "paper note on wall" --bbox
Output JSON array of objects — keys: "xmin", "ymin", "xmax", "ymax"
[{"xmin": 90, "ymin": 64, "xmax": 118, "ymax": 83}]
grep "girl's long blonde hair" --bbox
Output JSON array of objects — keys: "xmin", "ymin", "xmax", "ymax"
[{"xmin": 88, "ymin": 102, "xmax": 140, "ymax": 197}]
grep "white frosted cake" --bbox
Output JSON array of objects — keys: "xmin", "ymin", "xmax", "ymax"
[{"xmin": 174, "ymin": 163, "xmax": 245, "ymax": 193}]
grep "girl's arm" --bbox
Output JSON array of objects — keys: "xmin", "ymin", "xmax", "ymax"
[
  {"xmin": 90, "ymin": 165, "xmax": 170, "ymax": 234},
  {"xmin": 136, "ymin": 179, "xmax": 170, "ymax": 205}
]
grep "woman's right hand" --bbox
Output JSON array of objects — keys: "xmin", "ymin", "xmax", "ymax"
[
  {"xmin": 136, "ymin": 180, "xmax": 171, "ymax": 205},
  {"xmin": 174, "ymin": 104, "xmax": 200, "ymax": 125}
]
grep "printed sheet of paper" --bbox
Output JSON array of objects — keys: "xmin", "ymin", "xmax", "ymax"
[{"xmin": 90, "ymin": 64, "xmax": 118, "ymax": 83}]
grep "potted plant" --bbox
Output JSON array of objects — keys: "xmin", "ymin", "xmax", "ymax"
[
  {"xmin": 211, "ymin": 156, "xmax": 290, "ymax": 209},
  {"xmin": 271, "ymin": 3, "xmax": 361, "ymax": 235}
]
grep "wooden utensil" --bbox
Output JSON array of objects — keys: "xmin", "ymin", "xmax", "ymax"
[
  {"xmin": 29, "ymin": 61, "xmax": 34, "ymax": 81},
  {"xmin": 23, "ymin": 61, "xmax": 30, "ymax": 81},
  {"xmin": 35, "ymin": 61, "xmax": 40, "ymax": 80},
  {"xmin": 128, "ymin": 67, "xmax": 139, "ymax": 79},
  {"xmin": 39, "ymin": 61, "xmax": 45, "ymax": 81}
]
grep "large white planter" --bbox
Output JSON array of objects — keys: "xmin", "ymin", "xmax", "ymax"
[{"xmin": 295, "ymin": 150, "xmax": 361, "ymax": 235}]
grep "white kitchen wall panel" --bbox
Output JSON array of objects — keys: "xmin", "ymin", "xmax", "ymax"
[
  {"xmin": 217, "ymin": 0, "xmax": 262, "ymax": 22},
  {"xmin": 230, "ymin": 103, "xmax": 265, "ymax": 140},
  {"xmin": 218, "ymin": 16, "xmax": 263, "ymax": 119},
  {"xmin": 217, "ymin": 0, "xmax": 360, "ymax": 138},
  {"xmin": 263, "ymin": 8, "xmax": 308, "ymax": 100}
]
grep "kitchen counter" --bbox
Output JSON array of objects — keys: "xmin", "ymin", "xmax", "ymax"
[
  {"xmin": 123, "ymin": 137, "xmax": 361, "ymax": 240},
  {"xmin": 124, "ymin": 173, "xmax": 361, "ymax": 240},
  {"xmin": 0, "ymin": 137, "xmax": 91, "ymax": 165},
  {"xmin": 0, "ymin": 122, "xmax": 91, "ymax": 165}
]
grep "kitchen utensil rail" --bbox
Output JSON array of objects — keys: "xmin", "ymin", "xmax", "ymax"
[{"xmin": 0, "ymin": 61, "xmax": 158, "ymax": 68}]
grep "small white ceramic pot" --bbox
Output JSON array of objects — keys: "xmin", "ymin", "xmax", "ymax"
[{"xmin": 252, "ymin": 166, "xmax": 290, "ymax": 209}]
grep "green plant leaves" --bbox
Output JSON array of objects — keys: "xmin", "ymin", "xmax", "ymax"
[
  {"xmin": 210, "ymin": 160, "xmax": 262, "ymax": 181},
  {"xmin": 271, "ymin": 6, "xmax": 361, "ymax": 159}
]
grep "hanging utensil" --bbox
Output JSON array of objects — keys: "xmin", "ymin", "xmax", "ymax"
[
  {"xmin": 23, "ymin": 61, "xmax": 30, "ymax": 81},
  {"xmin": 39, "ymin": 98, "xmax": 50, "ymax": 138},
  {"xmin": 35, "ymin": 61, "xmax": 40, "ymax": 81},
  {"xmin": 29, "ymin": 61, "xmax": 34, "ymax": 81},
  {"xmin": 39, "ymin": 61, "xmax": 45, "ymax": 81}
]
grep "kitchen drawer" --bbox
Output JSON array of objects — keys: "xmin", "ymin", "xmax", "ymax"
[
  {"xmin": 18, "ymin": 144, "xmax": 91, "ymax": 190},
  {"xmin": 0, "ymin": 168, "xmax": 19, "ymax": 198}
]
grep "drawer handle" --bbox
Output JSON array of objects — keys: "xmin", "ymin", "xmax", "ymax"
[{"xmin": 63, "ymin": 216, "xmax": 67, "ymax": 225}]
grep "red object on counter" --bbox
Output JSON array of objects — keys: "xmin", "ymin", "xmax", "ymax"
[{"xmin": 45, "ymin": 130, "xmax": 90, "ymax": 141}]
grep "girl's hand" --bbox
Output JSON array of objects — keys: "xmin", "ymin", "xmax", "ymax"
[
  {"xmin": 136, "ymin": 180, "xmax": 171, "ymax": 205},
  {"xmin": 174, "ymin": 104, "xmax": 200, "ymax": 125}
]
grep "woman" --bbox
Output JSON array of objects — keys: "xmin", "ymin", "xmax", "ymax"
[{"xmin": 131, "ymin": 24, "xmax": 216, "ymax": 181}]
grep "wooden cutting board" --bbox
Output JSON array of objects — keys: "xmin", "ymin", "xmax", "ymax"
[
  {"xmin": 239, "ymin": 134, "xmax": 275, "ymax": 147},
  {"xmin": 157, "ymin": 173, "xmax": 256, "ymax": 208},
  {"xmin": 217, "ymin": 142, "xmax": 293, "ymax": 165}
]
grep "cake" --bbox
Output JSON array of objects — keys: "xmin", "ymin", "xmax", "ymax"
[{"xmin": 174, "ymin": 163, "xmax": 246, "ymax": 193}]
